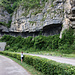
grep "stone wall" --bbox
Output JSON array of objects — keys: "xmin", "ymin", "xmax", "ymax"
[{"xmin": 0, "ymin": 42, "xmax": 6, "ymax": 51}]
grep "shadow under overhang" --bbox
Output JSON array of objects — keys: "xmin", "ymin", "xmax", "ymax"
[{"xmin": 43, "ymin": 23, "xmax": 62, "ymax": 31}]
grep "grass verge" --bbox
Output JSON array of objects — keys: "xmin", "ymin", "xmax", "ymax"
[
  {"xmin": 27, "ymin": 51, "xmax": 75, "ymax": 58},
  {"xmin": 0, "ymin": 54, "xmax": 44, "ymax": 75},
  {"xmin": 4, "ymin": 51, "xmax": 75, "ymax": 58}
]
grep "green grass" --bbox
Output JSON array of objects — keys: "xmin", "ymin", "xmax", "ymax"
[
  {"xmin": 4, "ymin": 50, "xmax": 75, "ymax": 58},
  {"xmin": 0, "ymin": 54, "xmax": 44, "ymax": 75},
  {"xmin": 27, "ymin": 51, "xmax": 75, "ymax": 58}
]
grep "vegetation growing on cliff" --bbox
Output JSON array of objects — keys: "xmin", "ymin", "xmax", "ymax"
[
  {"xmin": 0, "ymin": 28, "xmax": 75, "ymax": 54},
  {"xmin": 0, "ymin": 0, "xmax": 48, "ymax": 14},
  {"xmin": 0, "ymin": 21, "xmax": 11, "ymax": 28},
  {"xmin": 0, "ymin": 0, "xmax": 21, "ymax": 14},
  {"xmin": 0, "ymin": 0, "xmax": 48, "ymax": 27}
]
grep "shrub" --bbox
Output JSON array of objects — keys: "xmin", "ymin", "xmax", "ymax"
[
  {"xmin": 5, "ymin": 46, "xmax": 10, "ymax": 50},
  {"xmin": 70, "ymin": 39, "xmax": 75, "ymax": 51},
  {"xmin": 34, "ymin": 35, "xmax": 46, "ymax": 49},
  {"xmin": 12, "ymin": 47, "xmax": 18, "ymax": 51},
  {"xmin": 2, "ymin": 51, "xmax": 8, "ymax": 55},
  {"xmin": 1, "ymin": 28, "xmax": 75, "ymax": 54},
  {"xmin": 12, "ymin": 53, "xmax": 17, "ymax": 58},
  {"xmin": 58, "ymin": 28, "xmax": 74, "ymax": 47},
  {"xmin": 23, "ymin": 55, "xmax": 34, "ymax": 66},
  {"xmin": 52, "ymin": 35, "xmax": 59, "ymax": 49},
  {"xmin": 8, "ymin": 48, "xmax": 14, "ymax": 52},
  {"xmin": 16, "ymin": 54, "xmax": 21, "ymax": 60},
  {"xmin": 7, "ymin": 52, "xmax": 12, "ymax": 57}
]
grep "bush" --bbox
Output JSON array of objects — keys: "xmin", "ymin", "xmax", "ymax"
[
  {"xmin": 23, "ymin": 55, "xmax": 34, "ymax": 66},
  {"xmin": 2, "ymin": 51, "xmax": 8, "ymax": 55},
  {"xmin": 52, "ymin": 35, "xmax": 59, "ymax": 49},
  {"xmin": 8, "ymin": 48, "xmax": 14, "ymax": 52},
  {"xmin": 12, "ymin": 53, "xmax": 17, "ymax": 58},
  {"xmin": 1, "ymin": 28, "xmax": 75, "ymax": 54},
  {"xmin": 58, "ymin": 28, "xmax": 74, "ymax": 47},
  {"xmin": 12, "ymin": 47, "xmax": 18, "ymax": 52},
  {"xmin": 70, "ymin": 39, "xmax": 75, "ymax": 51},
  {"xmin": 8, "ymin": 52, "xmax": 12, "ymax": 57},
  {"xmin": 17, "ymin": 54, "xmax": 21, "ymax": 60},
  {"xmin": 34, "ymin": 35, "xmax": 46, "ymax": 49},
  {"xmin": 5, "ymin": 46, "xmax": 10, "ymax": 50}
]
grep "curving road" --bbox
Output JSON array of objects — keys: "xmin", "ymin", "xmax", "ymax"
[
  {"xmin": 0, "ymin": 55, "xmax": 31, "ymax": 75},
  {"xmin": 23, "ymin": 53, "xmax": 75, "ymax": 66},
  {"xmin": 0, "ymin": 53, "xmax": 74, "ymax": 75}
]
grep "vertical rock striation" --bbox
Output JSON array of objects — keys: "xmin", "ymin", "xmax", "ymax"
[
  {"xmin": 0, "ymin": 0, "xmax": 75, "ymax": 37},
  {"xmin": 60, "ymin": 0, "xmax": 75, "ymax": 38},
  {"xmin": 10, "ymin": 0, "xmax": 63, "ymax": 36},
  {"xmin": 0, "ymin": 6, "xmax": 10, "ymax": 23}
]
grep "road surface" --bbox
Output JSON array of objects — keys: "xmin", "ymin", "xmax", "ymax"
[
  {"xmin": 0, "ymin": 55, "xmax": 31, "ymax": 75},
  {"xmin": 23, "ymin": 53, "xmax": 75, "ymax": 66}
]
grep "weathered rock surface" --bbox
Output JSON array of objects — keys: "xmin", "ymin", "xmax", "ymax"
[
  {"xmin": 60, "ymin": 0, "xmax": 75, "ymax": 38},
  {"xmin": 0, "ymin": 25, "xmax": 9, "ymax": 32},
  {"xmin": 0, "ymin": 6, "xmax": 10, "ymax": 23},
  {"xmin": 0, "ymin": 0, "xmax": 75, "ymax": 37},
  {"xmin": 10, "ymin": 0, "xmax": 63, "ymax": 33}
]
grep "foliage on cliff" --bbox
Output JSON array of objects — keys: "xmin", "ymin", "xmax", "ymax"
[
  {"xmin": 0, "ymin": 21, "xmax": 11, "ymax": 28},
  {"xmin": 0, "ymin": 28, "xmax": 75, "ymax": 54},
  {"xmin": 0, "ymin": 0, "xmax": 21, "ymax": 14},
  {"xmin": 0, "ymin": 0, "xmax": 48, "ymax": 14}
]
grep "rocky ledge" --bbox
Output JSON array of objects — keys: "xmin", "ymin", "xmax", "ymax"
[{"xmin": 0, "ymin": 0, "xmax": 75, "ymax": 37}]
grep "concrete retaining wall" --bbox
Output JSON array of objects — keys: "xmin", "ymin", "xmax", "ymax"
[{"xmin": 0, "ymin": 42, "xmax": 6, "ymax": 51}]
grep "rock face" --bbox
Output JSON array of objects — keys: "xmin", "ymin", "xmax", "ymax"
[
  {"xmin": 0, "ymin": 25, "xmax": 9, "ymax": 32},
  {"xmin": 70, "ymin": 0, "xmax": 75, "ymax": 28},
  {"xmin": 0, "ymin": 6, "xmax": 10, "ymax": 23},
  {"xmin": 60, "ymin": 0, "xmax": 75, "ymax": 38},
  {"xmin": 0, "ymin": 6, "xmax": 10, "ymax": 32},
  {"xmin": 0, "ymin": 0, "xmax": 75, "ymax": 37},
  {"xmin": 10, "ymin": 0, "xmax": 63, "ymax": 34}
]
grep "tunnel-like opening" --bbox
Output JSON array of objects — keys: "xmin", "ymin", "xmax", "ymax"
[{"xmin": 42, "ymin": 24, "xmax": 62, "ymax": 36}]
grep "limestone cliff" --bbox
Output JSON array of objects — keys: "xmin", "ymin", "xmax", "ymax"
[
  {"xmin": 0, "ymin": 6, "xmax": 10, "ymax": 23},
  {"xmin": 60, "ymin": 0, "xmax": 75, "ymax": 38},
  {"xmin": 0, "ymin": 5, "xmax": 11, "ymax": 32},
  {"xmin": 0, "ymin": 0, "xmax": 75, "ymax": 37},
  {"xmin": 10, "ymin": 0, "xmax": 63, "ymax": 33}
]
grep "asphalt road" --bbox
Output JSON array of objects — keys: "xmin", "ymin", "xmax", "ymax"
[
  {"xmin": 0, "ymin": 55, "xmax": 31, "ymax": 75},
  {"xmin": 23, "ymin": 53, "xmax": 75, "ymax": 66}
]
